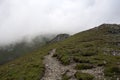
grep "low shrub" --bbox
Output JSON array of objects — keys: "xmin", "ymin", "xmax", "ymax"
[
  {"xmin": 97, "ymin": 61, "xmax": 106, "ymax": 66},
  {"xmin": 73, "ymin": 57, "xmax": 90, "ymax": 63},
  {"xmin": 75, "ymin": 64, "xmax": 94, "ymax": 70},
  {"xmin": 62, "ymin": 73, "xmax": 71, "ymax": 80},
  {"xmin": 82, "ymin": 43, "xmax": 94, "ymax": 48},
  {"xmin": 52, "ymin": 53, "xmax": 58, "ymax": 57},
  {"xmin": 104, "ymin": 65, "xmax": 120, "ymax": 77},
  {"xmin": 75, "ymin": 71, "xmax": 94, "ymax": 80},
  {"xmin": 53, "ymin": 50, "xmax": 71, "ymax": 65},
  {"xmin": 60, "ymin": 55, "xmax": 70, "ymax": 65},
  {"xmin": 81, "ymin": 48, "xmax": 98, "ymax": 56}
]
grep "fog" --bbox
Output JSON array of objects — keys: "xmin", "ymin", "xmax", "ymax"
[{"xmin": 0, "ymin": 0, "xmax": 120, "ymax": 45}]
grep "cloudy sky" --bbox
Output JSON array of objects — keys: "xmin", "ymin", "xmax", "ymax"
[{"xmin": 0, "ymin": 0, "xmax": 120, "ymax": 45}]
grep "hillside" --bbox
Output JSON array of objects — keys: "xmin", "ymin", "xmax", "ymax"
[
  {"xmin": 0, "ymin": 35, "xmax": 54, "ymax": 65},
  {"xmin": 53, "ymin": 24, "xmax": 120, "ymax": 80},
  {"xmin": 0, "ymin": 24, "xmax": 120, "ymax": 80}
]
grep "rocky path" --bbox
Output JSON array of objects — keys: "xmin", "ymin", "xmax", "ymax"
[
  {"xmin": 81, "ymin": 67, "xmax": 104, "ymax": 80},
  {"xmin": 41, "ymin": 49, "xmax": 104, "ymax": 80},
  {"xmin": 41, "ymin": 49, "xmax": 76, "ymax": 80}
]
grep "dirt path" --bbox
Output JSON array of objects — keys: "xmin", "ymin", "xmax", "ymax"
[
  {"xmin": 41, "ymin": 49, "xmax": 76, "ymax": 80},
  {"xmin": 41, "ymin": 49, "xmax": 104, "ymax": 80},
  {"xmin": 81, "ymin": 67, "xmax": 104, "ymax": 80}
]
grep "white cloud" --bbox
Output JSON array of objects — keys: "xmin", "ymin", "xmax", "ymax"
[{"xmin": 0, "ymin": 0, "xmax": 120, "ymax": 45}]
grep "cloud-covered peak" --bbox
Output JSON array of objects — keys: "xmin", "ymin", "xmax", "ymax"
[{"xmin": 0, "ymin": 0, "xmax": 120, "ymax": 45}]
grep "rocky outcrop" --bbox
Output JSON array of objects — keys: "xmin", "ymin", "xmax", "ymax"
[
  {"xmin": 97, "ymin": 24, "xmax": 120, "ymax": 34},
  {"xmin": 104, "ymin": 49, "xmax": 120, "ymax": 56},
  {"xmin": 49, "ymin": 34, "xmax": 70, "ymax": 43}
]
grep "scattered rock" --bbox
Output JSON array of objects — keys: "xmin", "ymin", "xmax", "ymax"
[{"xmin": 81, "ymin": 67, "xmax": 104, "ymax": 80}]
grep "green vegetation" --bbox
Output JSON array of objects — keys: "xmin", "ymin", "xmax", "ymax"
[
  {"xmin": 53, "ymin": 49, "xmax": 71, "ymax": 65},
  {"xmin": 53, "ymin": 24, "xmax": 120, "ymax": 79},
  {"xmin": 104, "ymin": 65, "xmax": 120, "ymax": 77},
  {"xmin": 0, "ymin": 45, "xmax": 54, "ymax": 80},
  {"xmin": 0, "ymin": 24, "xmax": 120, "ymax": 79},
  {"xmin": 75, "ymin": 71, "xmax": 94, "ymax": 80},
  {"xmin": 81, "ymin": 48, "xmax": 98, "ymax": 56},
  {"xmin": 62, "ymin": 75, "xmax": 70, "ymax": 80},
  {"xmin": 62, "ymin": 72, "xmax": 71, "ymax": 80},
  {"xmin": 75, "ymin": 64, "xmax": 94, "ymax": 70},
  {"xmin": 73, "ymin": 56, "xmax": 90, "ymax": 63},
  {"xmin": 0, "ymin": 35, "xmax": 53, "ymax": 65}
]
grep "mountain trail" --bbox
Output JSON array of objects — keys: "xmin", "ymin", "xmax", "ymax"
[
  {"xmin": 41, "ymin": 49, "xmax": 104, "ymax": 80},
  {"xmin": 41, "ymin": 49, "xmax": 77, "ymax": 80}
]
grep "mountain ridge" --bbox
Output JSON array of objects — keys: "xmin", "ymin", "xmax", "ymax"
[
  {"xmin": 0, "ymin": 23, "xmax": 120, "ymax": 80},
  {"xmin": 0, "ymin": 35, "xmax": 55, "ymax": 65}
]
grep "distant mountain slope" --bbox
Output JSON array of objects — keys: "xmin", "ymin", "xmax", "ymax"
[
  {"xmin": 0, "ymin": 35, "xmax": 55, "ymax": 65},
  {"xmin": 0, "ymin": 24, "xmax": 120, "ymax": 80}
]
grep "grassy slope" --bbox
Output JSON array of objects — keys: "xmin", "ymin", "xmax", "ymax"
[
  {"xmin": 53, "ymin": 24, "xmax": 120, "ymax": 79},
  {"xmin": 0, "ymin": 45, "xmax": 54, "ymax": 80},
  {"xmin": 0, "ymin": 35, "xmax": 52, "ymax": 65},
  {"xmin": 0, "ymin": 24, "xmax": 120, "ymax": 80}
]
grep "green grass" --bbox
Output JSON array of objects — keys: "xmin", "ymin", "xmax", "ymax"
[
  {"xmin": 75, "ymin": 71, "xmax": 94, "ymax": 80},
  {"xmin": 73, "ymin": 56, "xmax": 90, "ymax": 63},
  {"xmin": 104, "ymin": 65, "xmax": 120, "ymax": 77},
  {"xmin": 53, "ymin": 49, "xmax": 71, "ymax": 65},
  {"xmin": 0, "ymin": 24, "xmax": 120, "ymax": 79},
  {"xmin": 62, "ymin": 75, "xmax": 70, "ymax": 80},
  {"xmin": 53, "ymin": 24, "xmax": 120, "ymax": 78},
  {"xmin": 75, "ymin": 64, "xmax": 94, "ymax": 70},
  {"xmin": 104, "ymin": 65, "xmax": 120, "ymax": 80},
  {"xmin": 0, "ymin": 53, "xmax": 44, "ymax": 80},
  {"xmin": 62, "ymin": 72, "xmax": 71, "ymax": 80},
  {"xmin": 0, "ymin": 45, "xmax": 55, "ymax": 80}
]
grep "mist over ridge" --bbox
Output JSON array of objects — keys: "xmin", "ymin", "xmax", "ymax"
[{"xmin": 0, "ymin": 0, "xmax": 120, "ymax": 45}]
